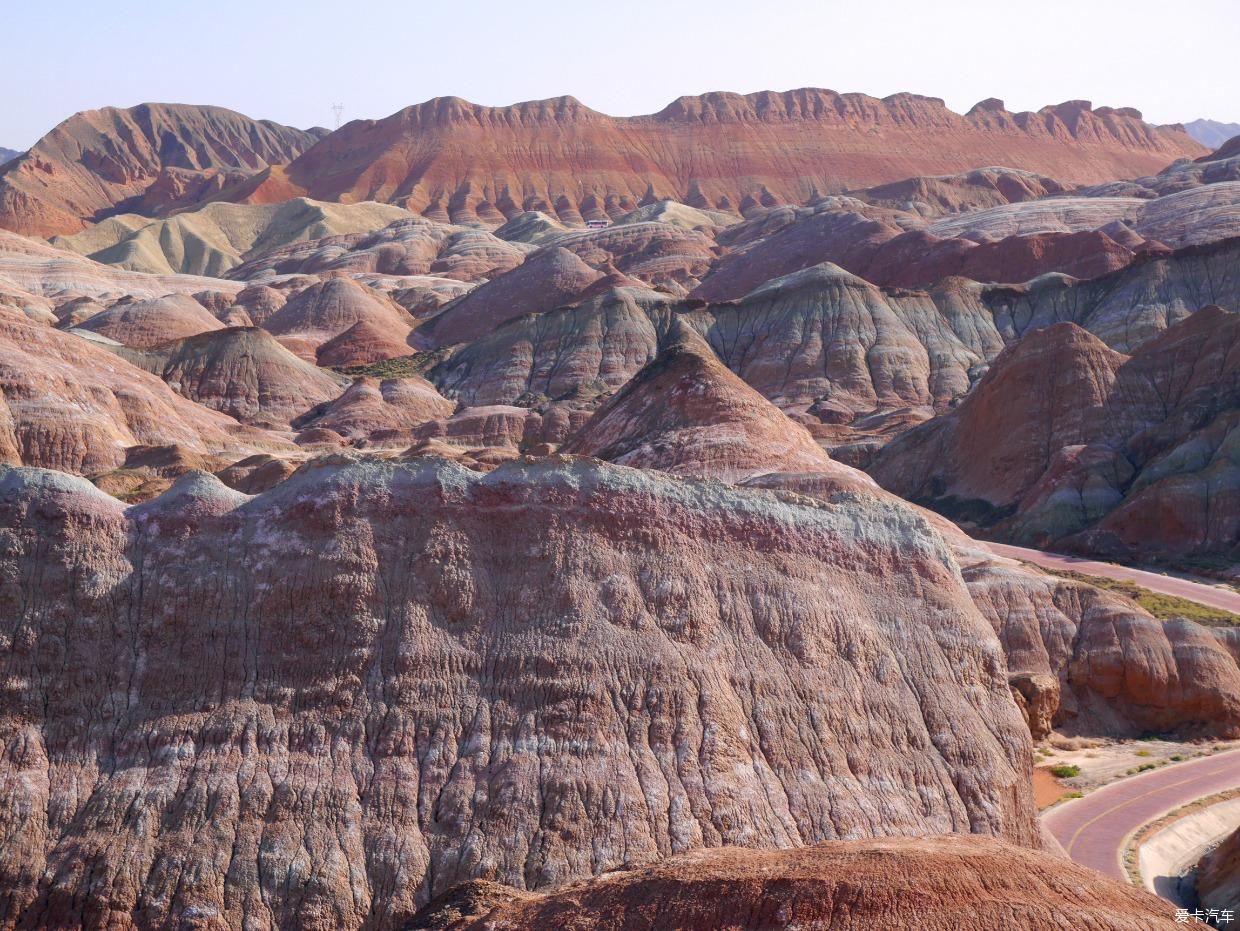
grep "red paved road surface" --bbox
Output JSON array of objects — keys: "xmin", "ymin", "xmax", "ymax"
[
  {"xmin": 1043, "ymin": 750, "xmax": 1240, "ymax": 880},
  {"xmin": 986, "ymin": 543, "xmax": 1240, "ymax": 616}
]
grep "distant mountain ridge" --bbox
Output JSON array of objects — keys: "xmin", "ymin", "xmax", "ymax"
[
  {"xmin": 1183, "ymin": 118, "xmax": 1240, "ymax": 148},
  {"xmin": 283, "ymin": 91, "xmax": 1204, "ymax": 228},
  {"xmin": 0, "ymin": 147, "xmax": 18, "ymax": 166},
  {"xmin": 0, "ymin": 103, "xmax": 326, "ymax": 237},
  {"xmin": 0, "ymin": 92, "xmax": 1206, "ymax": 237}
]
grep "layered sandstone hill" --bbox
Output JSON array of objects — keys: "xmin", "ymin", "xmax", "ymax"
[
  {"xmin": 225, "ymin": 217, "xmax": 531, "ymax": 284},
  {"xmin": 281, "ymin": 92, "xmax": 1202, "ymax": 226},
  {"xmin": 0, "ymin": 306, "xmax": 279, "ymax": 474},
  {"xmin": 427, "ymin": 286, "xmax": 678, "ymax": 408},
  {"xmin": 956, "ymin": 538, "xmax": 1240, "ymax": 738},
  {"xmin": 690, "ymin": 200, "xmax": 1142, "ymax": 296},
  {"xmin": 49, "ymin": 198, "xmax": 413, "ymax": 276},
  {"xmin": 419, "ymin": 246, "xmax": 606, "ymax": 348},
  {"xmin": 689, "ymin": 177, "xmax": 1240, "ymax": 296},
  {"xmin": 0, "ymin": 455, "xmax": 1039, "ymax": 929},
  {"xmin": 408, "ymin": 835, "xmax": 1179, "ymax": 930},
  {"xmin": 1197, "ymin": 826, "xmax": 1240, "ymax": 912},
  {"xmin": 299, "ymin": 375, "xmax": 455, "ymax": 445},
  {"xmin": 0, "ymin": 104, "xmax": 325, "ymax": 237},
  {"xmin": 850, "ymin": 167, "xmax": 1073, "ymax": 217},
  {"xmin": 262, "ymin": 276, "xmax": 416, "ymax": 360},
  {"xmin": 0, "ymin": 228, "xmax": 243, "ymax": 302},
  {"xmin": 70, "ymin": 292, "xmax": 225, "ymax": 348},
  {"xmin": 147, "ymin": 327, "xmax": 349, "ymax": 427},
  {"xmin": 870, "ymin": 307, "xmax": 1240, "ymax": 560},
  {"xmin": 563, "ymin": 321, "xmax": 836, "ymax": 481},
  {"xmin": 925, "ymin": 184, "xmax": 1240, "ymax": 250}
]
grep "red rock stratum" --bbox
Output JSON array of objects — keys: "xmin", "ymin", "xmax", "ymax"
[
  {"xmin": 0, "ymin": 104, "xmax": 324, "ymax": 237},
  {"xmin": 0, "ymin": 456, "xmax": 1036, "ymax": 929},
  {"xmin": 283, "ymin": 92, "xmax": 1202, "ymax": 227}
]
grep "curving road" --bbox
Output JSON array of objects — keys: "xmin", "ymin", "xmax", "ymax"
[
  {"xmin": 986, "ymin": 542, "xmax": 1240, "ymax": 616},
  {"xmin": 1043, "ymin": 749, "xmax": 1240, "ymax": 881}
]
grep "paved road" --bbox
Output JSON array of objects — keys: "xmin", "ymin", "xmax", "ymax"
[
  {"xmin": 1043, "ymin": 750, "xmax": 1240, "ymax": 881},
  {"xmin": 986, "ymin": 542, "xmax": 1240, "ymax": 616}
]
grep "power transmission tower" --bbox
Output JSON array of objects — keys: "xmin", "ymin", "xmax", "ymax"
[{"xmin": 332, "ymin": 104, "xmax": 345, "ymax": 130}]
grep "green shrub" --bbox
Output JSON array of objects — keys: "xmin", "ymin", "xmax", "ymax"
[
  {"xmin": 1042, "ymin": 570, "xmax": 1240, "ymax": 627},
  {"xmin": 1050, "ymin": 765, "xmax": 1081, "ymax": 778}
]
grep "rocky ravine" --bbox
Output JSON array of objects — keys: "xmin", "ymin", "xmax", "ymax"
[{"xmin": 0, "ymin": 456, "xmax": 1038, "ymax": 930}]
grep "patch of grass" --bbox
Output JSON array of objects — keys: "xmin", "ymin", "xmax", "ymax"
[
  {"xmin": 1170, "ymin": 755, "xmax": 1184, "ymax": 762},
  {"xmin": 1134, "ymin": 749, "xmax": 1153, "ymax": 758},
  {"xmin": 1044, "ymin": 569, "xmax": 1240, "ymax": 627},
  {"xmin": 1136, "ymin": 763, "xmax": 1157, "ymax": 773},
  {"xmin": 333, "ymin": 349, "xmax": 452, "ymax": 381},
  {"xmin": 1050, "ymin": 765, "xmax": 1081, "ymax": 778},
  {"xmin": 1064, "ymin": 791, "xmax": 1084, "ymax": 799}
]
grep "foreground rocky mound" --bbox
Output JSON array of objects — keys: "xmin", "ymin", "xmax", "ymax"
[
  {"xmin": 0, "ymin": 456, "xmax": 1036, "ymax": 929},
  {"xmin": 408, "ymin": 835, "xmax": 1179, "ymax": 930},
  {"xmin": 0, "ymin": 103, "xmax": 324, "ymax": 237},
  {"xmin": 1197, "ymin": 825, "xmax": 1240, "ymax": 913}
]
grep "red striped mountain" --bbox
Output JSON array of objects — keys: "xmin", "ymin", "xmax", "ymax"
[
  {"xmin": 280, "ymin": 91, "xmax": 1204, "ymax": 226},
  {"xmin": 0, "ymin": 104, "xmax": 326, "ymax": 237}
]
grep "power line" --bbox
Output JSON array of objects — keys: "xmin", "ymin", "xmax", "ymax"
[{"xmin": 331, "ymin": 103, "xmax": 345, "ymax": 130}]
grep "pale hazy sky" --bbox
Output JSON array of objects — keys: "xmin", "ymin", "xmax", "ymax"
[{"xmin": 5, "ymin": 0, "xmax": 1238, "ymax": 148}]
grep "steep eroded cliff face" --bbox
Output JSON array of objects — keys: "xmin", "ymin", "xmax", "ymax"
[{"xmin": 0, "ymin": 456, "xmax": 1036, "ymax": 930}]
